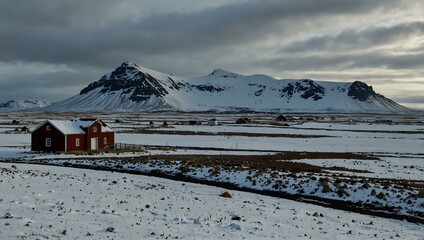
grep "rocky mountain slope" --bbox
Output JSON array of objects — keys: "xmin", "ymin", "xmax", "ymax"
[
  {"xmin": 0, "ymin": 100, "xmax": 50, "ymax": 112},
  {"xmin": 46, "ymin": 62, "xmax": 410, "ymax": 112}
]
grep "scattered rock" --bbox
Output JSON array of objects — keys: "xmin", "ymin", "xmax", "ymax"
[{"xmin": 228, "ymin": 223, "xmax": 242, "ymax": 231}]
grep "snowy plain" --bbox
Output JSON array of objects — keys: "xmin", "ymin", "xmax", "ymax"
[
  {"xmin": 1, "ymin": 162, "xmax": 424, "ymax": 240},
  {"xmin": 0, "ymin": 112, "xmax": 423, "ymax": 238}
]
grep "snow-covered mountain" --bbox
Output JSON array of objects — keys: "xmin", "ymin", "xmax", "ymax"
[
  {"xmin": 0, "ymin": 100, "xmax": 50, "ymax": 112},
  {"xmin": 47, "ymin": 62, "xmax": 410, "ymax": 112}
]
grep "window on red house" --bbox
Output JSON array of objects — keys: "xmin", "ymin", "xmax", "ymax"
[{"xmin": 45, "ymin": 138, "xmax": 51, "ymax": 147}]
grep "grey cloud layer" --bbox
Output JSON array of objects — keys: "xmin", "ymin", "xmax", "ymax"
[
  {"xmin": 283, "ymin": 22, "xmax": 424, "ymax": 53},
  {"xmin": 0, "ymin": 0, "xmax": 400, "ymax": 67},
  {"xmin": 0, "ymin": 0, "xmax": 422, "ymax": 107},
  {"xmin": 265, "ymin": 51, "xmax": 424, "ymax": 71}
]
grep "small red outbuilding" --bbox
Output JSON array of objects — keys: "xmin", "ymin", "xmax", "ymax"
[{"xmin": 31, "ymin": 118, "xmax": 114, "ymax": 153}]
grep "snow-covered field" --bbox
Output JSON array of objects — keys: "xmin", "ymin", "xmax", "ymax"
[
  {"xmin": 1, "ymin": 162, "xmax": 423, "ymax": 240},
  {"xmin": 0, "ymin": 112, "xmax": 423, "ymax": 238}
]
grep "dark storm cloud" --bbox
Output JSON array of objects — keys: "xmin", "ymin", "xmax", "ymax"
[
  {"xmin": 282, "ymin": 21, "xmax": 424, "ymax": 53},
  {"xmin": 0, "ymin": 0, "xmax": 422, "ymax": 105},
  {"xmin": 0, "ymin": 70, "xmax": 99, "ymax": 102},
  {"xmin": 264, "ymin": 51, "xmax": 424, "ymax": 71},
  {"xmin": 350, "ymin": 52, "xmax": 424, "ymax": 69},
  {"xmin": 0, "ymin": 0, "xmax": 399, "ymax": 68}
]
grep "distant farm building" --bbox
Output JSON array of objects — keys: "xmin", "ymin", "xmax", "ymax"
[
  {"xmin": 12, "ymin": 126, "xmax": 30, "ymax": 133},
  {"xmin": 208, "ymin": 119, "xmax": 218, "ymax": 126},
  {"xmin": 236, "ymin": 118, "xmax": 252, "ymax": 124},
  {"xmin": 375, "ymin": 119, "xmax": 393, "ymax": 123},
  {"xmin": 31, "ymin": 118, "xmax": 114, "ymax": 153},
  {"xmin": 188, "ymin": 120, "xmax": 202, "ymax": 125},
  {"xmin": 21, "ymin": 126, "xmax": 30, "ymax": 133},
  {"xmin": 12, "ymin": 119, "xmax": 20, "ymax": 124},
  {"xmin": 114, "ymin": 118, "xmax": 125, "ymax": 123},
  {"xmin": 275, "ymin": 115, "xmax": 287, "ymax": 122},
  {"xmin": 348, "ymin": 119, "xmax": 357, "ymax": 125},
  {"xmin": 302, "ymin": 115, "xmax": 318, "ymax": 121}
]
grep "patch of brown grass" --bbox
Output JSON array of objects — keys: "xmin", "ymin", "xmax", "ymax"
[
  {"xmin": 115, "ymin": 152, "xmax": 377, "ymax": 174},
  {"xmin": 130, "ymin": 128, "xmax": 330, "ymax": 139}
]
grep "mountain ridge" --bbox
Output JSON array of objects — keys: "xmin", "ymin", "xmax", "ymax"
[
  {"xmin": 45, "ymin": 62, "xmax": 411, "ymax": 113},
  {"xmin": 0, "ymin": 100, "xmax": 50, "ymax": 112}
]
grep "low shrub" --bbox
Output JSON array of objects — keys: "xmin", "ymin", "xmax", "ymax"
[
  {"xmin": 376, "ymin": 192, "xmax": 385, "ymax": 199},
  {"xmin": 219, "ymin": 191, "xmax": 232, "ymax": 198},
  {"xmin": 416, "ymin": 189, "xmax": 424, "ymax": 198},
  {"xmin": 362, "ymin": 182, "xmax": 370, "ymax": 189},
  {"xmin": 322, "ymin": 183, "xmax": 332, "ymax": 193}
]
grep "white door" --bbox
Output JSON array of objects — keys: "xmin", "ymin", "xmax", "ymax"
[{"xmin": 91, "ymin": 137, "xmax": 98, "ymax": 150}]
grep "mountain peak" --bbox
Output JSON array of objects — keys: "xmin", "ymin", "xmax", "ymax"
[
  {"xmin": 0, "ymin": 99, "xmax": 50, "ymax": 112},
  {"xmin": 207, "ymin": 69, "xmax": 239, "ymax": 78},
  {"xmin": 121, "ymin": 61, "xmax": 139, "ymax": 68}
]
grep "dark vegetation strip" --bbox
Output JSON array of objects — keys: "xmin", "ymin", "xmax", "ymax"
[
  {"xmin": 133, "ymin": 144, "xmax": 380, "ymax": 158},
  {"xmin": 123, "ymin": 129, "xmax": 330, "ymax": 138},
  {"xmin": 10, "ymin": 161, "xmax": 423, "ymax": 224},
  {"xmin": 123, "ymin": 153, "xmax": 376, "ymax": 173},
  {"xmin": 50, "ymin": 151, "xmax": 422, "ymax": 188},
  {"xmin": 49, "ymin": 152, "xmax": 378, "ymax": 173},
  {"xmin": 118, "ymin": 143, "xmax": 285, "ymax": 153},
  {"xmin": 11, "ymin": 151, "xmax": 424, "ymax": 189}
]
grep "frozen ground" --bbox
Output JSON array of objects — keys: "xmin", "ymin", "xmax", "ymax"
[
  {"xmin": 42, "ymin": 158, "xmax": 424, "ymax": 218},
  {"xmin": 294, "ymin": 157, "xmax": 424, "ymax": 181},
  {"xmin": 0, "ymin": 112, "xmax": 423, "ymax": 238},
  {"xmin": 1, "ymin": 162, "xmax": 423, "ymax": 240}
]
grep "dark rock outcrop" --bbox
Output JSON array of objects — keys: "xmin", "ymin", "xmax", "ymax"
[
  {"xmin": 348, "ymin": 81, "xmax": 376, "ymax": 102},
  {"xmin": 280, "ymin": 80, "xmax": 325, "ymax": 101},
  {"xmin": 80, "ymin": 62, "xmax": 169, "ymax": 102}
]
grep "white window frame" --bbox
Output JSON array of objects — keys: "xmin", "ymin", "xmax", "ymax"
[
  {"xmin": 103, "ymin": 137, "xmax": 107, "ymax": 144},
  {"xmin": 46, "ymin": 125, "xmax": 50, "ymax": 131},
  {"xmin": 93, "ymin": 126, "xmax": 97, "ymax": 133},
  {"xmin": 75, "ymin": 138, "xmax": 80, "ymax": 147},
  {"xmin": 45, "ymin": 138, "xmax": 51, "ymax": 147}
]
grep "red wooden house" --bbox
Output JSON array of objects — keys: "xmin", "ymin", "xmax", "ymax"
[{"xmin": 31, "ymin": 118, "xmax": 114, "ymax": 153}]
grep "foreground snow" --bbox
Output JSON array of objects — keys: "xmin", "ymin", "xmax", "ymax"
[{"xmin": 1, "ymin": 162, "xmax": 423, "ymax": 240}]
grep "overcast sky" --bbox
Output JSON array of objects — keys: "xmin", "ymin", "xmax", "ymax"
[{"xmin": 1, "ymin": 0, "xmax": 423, "ymax": 109}]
